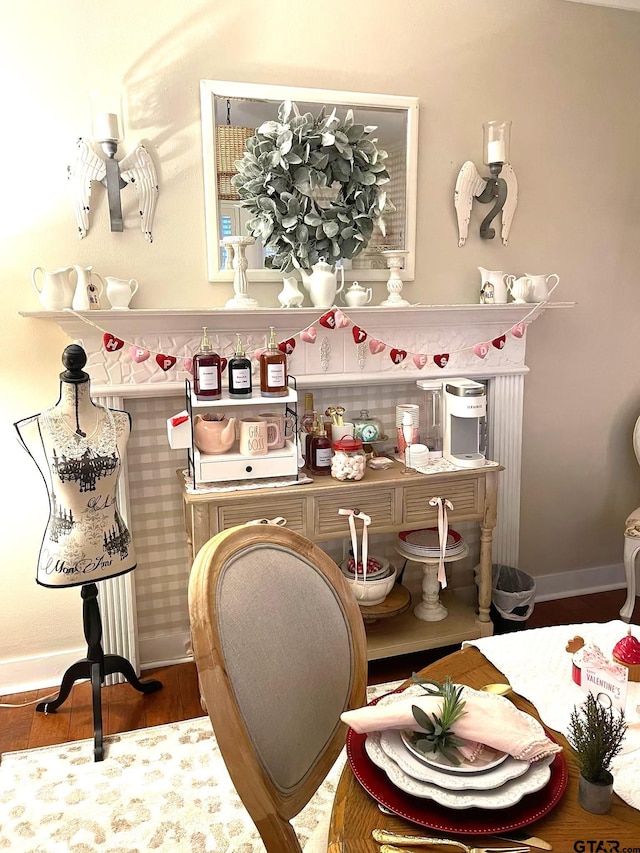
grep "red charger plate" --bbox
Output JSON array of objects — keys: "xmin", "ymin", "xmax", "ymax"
[{"xmin": 346, "ymin": 694, "xmax": 568, "ymax": 836}]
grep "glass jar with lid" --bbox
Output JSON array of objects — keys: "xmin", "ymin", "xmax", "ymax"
[
  {"xmin": 331, "ymin": 437, "xmax": 366, "ymax": 481},
  {"xmin": 352, "ymin": 409, "xmax": 384, "ymax": 443}
]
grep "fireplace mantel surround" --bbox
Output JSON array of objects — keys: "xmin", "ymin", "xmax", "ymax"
[{"xmin": 21, "ymin": 302, "xmax": 571, "ymax": 675}]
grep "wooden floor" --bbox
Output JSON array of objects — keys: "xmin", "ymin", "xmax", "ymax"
[{"xmin": 0, "ymin": 588, "xmax": 632, "ymax": 756}]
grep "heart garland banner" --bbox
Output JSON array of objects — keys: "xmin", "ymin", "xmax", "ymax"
[{"xmin": 73, "ymin": 303, "xmax": 535, "ymax": 375}]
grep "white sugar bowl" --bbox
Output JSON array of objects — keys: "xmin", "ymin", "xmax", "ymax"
[
  {"xmin": 343, "ymin": 281, "xmax": 373, "ymax": 308},
  {"xmin": 340, "ymin": 561, "xmax": 397, "ymax": 606}
]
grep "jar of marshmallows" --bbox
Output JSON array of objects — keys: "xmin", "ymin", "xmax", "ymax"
[{"xmin": 331, "ymin": 436, "xmax": 366, "ymax": 481}]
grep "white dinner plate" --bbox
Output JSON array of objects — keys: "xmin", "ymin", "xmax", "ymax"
[
  {"xmin": 399, "ymin": 730, "xmax": 508, "ymax": 774},
  {"xmin": 380, "ymin": 730, "xmax": 530, "ymax": 790},
  {"xmin": 365, "ymin": 733, "xmax": 554, "ymax": 809}
]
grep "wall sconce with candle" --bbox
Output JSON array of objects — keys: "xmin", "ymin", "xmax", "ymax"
[
  {"xmin": 454, "ymin": 120, "xmax": 518, "ymax": 247},
  {"xmin": 67, "ymin": 93, "xmax": 159, "ymax": 242}
]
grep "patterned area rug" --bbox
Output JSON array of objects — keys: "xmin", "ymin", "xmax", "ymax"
[{"xmin": 0, "ymin": 680, "xmax": 402, "ymax": 853}]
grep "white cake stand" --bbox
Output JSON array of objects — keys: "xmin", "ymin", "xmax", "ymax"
[
  {"xmin": 380, "ymin": 249, "xmax": 410, "ymax": 307},
  {"xmin": 223, "ymin": 236, "xmax": 260, "ymax": 309}
]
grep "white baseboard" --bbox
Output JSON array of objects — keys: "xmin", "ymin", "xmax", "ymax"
[
  {"xmin": 0, "ymin": 646, "xmax": 85, "ymax": 696},
  {"xmin": 533, "ymin": 562, "xmax": 626, "ymax": 602},
  {"xmin": 0, "ymin": 563, "xmax": 630, "ymax": 693}
]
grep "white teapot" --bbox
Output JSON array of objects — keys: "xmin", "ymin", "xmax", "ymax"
[
  {"xmin": 342, "ymin": 281, "xmax": 372, "ymax": 308},
  {"xmin": 293, "ymin": 257, "xmax": 345, "ymax": 309}
]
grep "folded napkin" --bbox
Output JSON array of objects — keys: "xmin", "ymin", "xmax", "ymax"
[{"xmin": 341, "ymin": 685, "xmax": 562, "ymax": 764}]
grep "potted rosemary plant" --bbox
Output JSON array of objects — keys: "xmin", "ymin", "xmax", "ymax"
[{"xmin": 567, "ymin": 692, "xmax": 627, "ymax": 814}]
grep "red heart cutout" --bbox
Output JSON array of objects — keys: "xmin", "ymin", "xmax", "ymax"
[
  {"xmin": 390, "ymin": 348, "xmax": 407, "ymax": 365},
  {"xmin": 492, "ymin": 335, "xmax": 506, "ymax": 350},
  {"xmin": 156, "ymin": 354, "xmax": 177, "ymax": 371},
  {"xmin": 352, "ymin": 326, "xmax": 367, "ymax": 344},
  {"xmin": 219, "ymin": 357, "xmax": 228, "ymax": 373},
  {"xmin": 434, "ymin": 353, "xmax": 449, "ymax": 369},
  {"xmin": 278, "ymin": 338, "xmax": 296, "ymax": 355},
  {"xmin": 319, "ymin": 310, "xmax": 336, "ymax": 329},
  {"xmin": 369, "ymin": 339, "xmax": 385, "ymax": 355},
  {"xmin": 511, "ymin": 322, "xmax": 526, "ymax": 339},
  {"xmin": 103, "ymin": 333, "xmax": 124, "ymax": 352}
]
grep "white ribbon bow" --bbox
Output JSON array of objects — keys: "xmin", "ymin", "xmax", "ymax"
[
  {"xmin": 338, "ymin": 507, "xmax": 371, "ymax": 599},
  {"xmin": 428, "ymin": 496, "xmax": 454, "ymax": 588}
]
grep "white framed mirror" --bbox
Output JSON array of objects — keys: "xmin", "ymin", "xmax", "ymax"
[{"xmin": 200, "ymin": 80, "xmax": 419, "ymax": 284}]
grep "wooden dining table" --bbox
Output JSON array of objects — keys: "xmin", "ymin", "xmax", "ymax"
[{"xmin": 328, "ymin": 645, "xmax": 640, "ymax": 851}]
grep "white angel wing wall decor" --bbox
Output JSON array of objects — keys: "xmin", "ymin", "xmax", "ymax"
[
  {"xmin": 454, "ymin": 160, "xmax": 518, "ymax": 247},
  {"xmin": 67, "ymin": 137, "xmax": 159, "ymax": 242}
]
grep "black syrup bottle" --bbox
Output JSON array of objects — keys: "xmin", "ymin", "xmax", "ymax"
[
  {"xmin": 228, "ymin": 333, "xmax": 252, "ymax": 398},
  {"xmin": 193, "ymin": 326, "xmax": 222, "ymax": 401}
]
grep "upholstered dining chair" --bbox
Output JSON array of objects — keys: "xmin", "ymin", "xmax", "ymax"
[
  {"xmin": 188, "ymin": 522, "xmax": 368, "ymax": 853},
  {"xmin": 621, "ymin": 414, "xmax": 640, "ymax": 622}
]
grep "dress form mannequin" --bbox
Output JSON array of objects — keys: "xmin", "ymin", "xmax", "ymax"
[{"xmin": 14, "ymin": 344, "xmax": 162, "ymax": 760}]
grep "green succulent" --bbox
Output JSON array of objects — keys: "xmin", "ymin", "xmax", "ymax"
[
  {"xmin": 231, "ymin": 100, "xmax": 393, "ymax": 272},
  {"xmin": 409, "ymin": 675, "xmax": 468, "ymax": 766}
]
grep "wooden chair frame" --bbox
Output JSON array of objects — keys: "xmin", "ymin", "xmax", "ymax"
[{"xmin": 188, "ymin": 523, "xmax": 368, "ymax": 853}]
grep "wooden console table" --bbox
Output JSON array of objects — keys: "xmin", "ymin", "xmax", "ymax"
[{"xmin": 179, "ymin": 461, "xmax": 502, "ymax": 660}]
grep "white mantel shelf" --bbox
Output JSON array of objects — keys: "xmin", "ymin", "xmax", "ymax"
[{"xmin": 20, "ymin": 302, "xmax": 574, "ymax": 394}]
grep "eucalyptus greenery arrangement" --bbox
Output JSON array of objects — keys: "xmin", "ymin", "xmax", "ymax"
[
  {"xmin": 567, "ymin": 693, "xmax": 627, "ymax": 785},
  {"xmin": 409, "ymin": 675, "xmax": 468, "ymax": 765},
  {"xmin": 231, "ymin": 101, "xmax": 393, "ymax": 271}
]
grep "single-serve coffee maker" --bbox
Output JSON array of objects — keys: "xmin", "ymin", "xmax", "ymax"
[{"xmin": 442, "ymin": 378, "xmax": 487, "ymax": 468}]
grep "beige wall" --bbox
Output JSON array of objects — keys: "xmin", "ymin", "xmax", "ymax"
[{"xmin": 2, "ymin": 0, "xmax": 640, "ymax": 687}]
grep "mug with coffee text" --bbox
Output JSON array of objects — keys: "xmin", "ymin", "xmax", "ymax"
[{"xmin": 239, "ymin": 418, "xmax": 278, "ymax": 457}]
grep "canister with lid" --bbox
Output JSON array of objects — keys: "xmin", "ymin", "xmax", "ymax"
[
  {"xmin": 352, "ymin": 409, "xmax": 384, "ymax": 443},
  {"xmin": 331, "ymin": 436, "xmax": 366, "ymax": 481}
]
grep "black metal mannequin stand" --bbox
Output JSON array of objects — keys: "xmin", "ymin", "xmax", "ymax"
[{"xmin": 36, "ymin": 582, "xmax": 162, "ymax": 761}]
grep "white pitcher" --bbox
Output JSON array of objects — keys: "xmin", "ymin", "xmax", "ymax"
[
  {"xmin": 105, "ymin": 276, "xmax": 139, "ymax": 309},
  {"xmin": 31, "ymin": 266, "xmax": 75, "ymax": 311},
  {"xmin": 478, "ymin": 267, "xmax": 508, "ymax": 304},
  {"xmin": 72, "ymin": 265, "xmax": 105, "ymax": 310},
  {"xmin": 504, "ymin": 275, "xmax": 530, "ymax": 304},
  {"xmin": 525, "ymin": 273, "xmax": 559, "ymax": 303}
]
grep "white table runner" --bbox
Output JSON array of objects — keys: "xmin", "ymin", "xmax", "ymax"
[{"xmin": 465, "ymin": 621, "xmax": 640, "ymax": 810}]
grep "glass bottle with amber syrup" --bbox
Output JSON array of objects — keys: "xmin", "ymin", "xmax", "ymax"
[
  {"xmin": 193, "ymin": 326, "xmax": 222, "ymax": 401},
  {"xmin": 228, "ymin": 333, "xmax": 252, "ymax": 398},
  {"xmin": 309, "ymin": 421, "xmax": 332, "ymax": 475},
  {"xmin": 260, "ymin": 326, "xmax": 288, "ymax": 397}
]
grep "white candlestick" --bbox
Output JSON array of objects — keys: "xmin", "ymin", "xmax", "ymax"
[
  {"xmin": 94, "ymin": 112, "xmax": 120, "ymax": 141},
  {"xmin": 487, "ymin": 139, "xmax": 505, "ymax": 163}
]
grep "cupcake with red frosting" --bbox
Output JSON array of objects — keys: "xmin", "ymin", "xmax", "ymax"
[{"xmin": 612, "ymin": 628, "xmax": 640, "ymax": 682}]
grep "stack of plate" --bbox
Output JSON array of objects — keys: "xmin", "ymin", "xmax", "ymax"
[
  {"xmin": 398, "ymin": 527, "xmax": 465, "ymax": 558},
  {"xmin": 363, "ymin": 686, "xmax": 555, "ymax": 810}
]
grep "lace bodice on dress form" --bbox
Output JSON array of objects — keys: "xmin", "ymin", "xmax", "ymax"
[{"xmin": 35, "ymin": 404, "xmax": 135, "ymax": 588}]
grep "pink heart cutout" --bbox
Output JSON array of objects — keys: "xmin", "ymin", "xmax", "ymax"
[
  {"xmin": 183, "ymin": 358, "xmax": 193, "ymax": 375},
  {"xmin": 334, "ymin": 309, "xmax": 350, "ymax": 328},
  {"xmin": 511, "ymin": 322, "xmax": 526, "ymax": 339},
  {"xmin": 253, "ymin": 348, "xmax": 266, "ymax": 361},
  {"xmin": 473, "ymin": 343, "xmax": 489, "ymax": 359},
  {"xmin": 412, "ymin": 353, "xmax": 428, "ymax": 370},
  {"xmin": 369, "ymin": 339, "xmax": 385, "ymax": 355},
  {"xmin": 130, "ymin": 345, "xmax": 150, "ymax": 364},
  {"xmin": 301, "ymin": 326, "xmax": 317, "ymax": 344}
]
